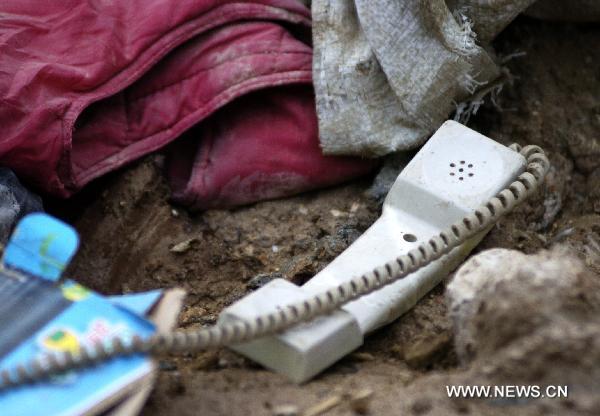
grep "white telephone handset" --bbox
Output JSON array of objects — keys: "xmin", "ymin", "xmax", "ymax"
[{"xmin": 220, "ymin": 121, "xmax": 527, "ymax": 382}]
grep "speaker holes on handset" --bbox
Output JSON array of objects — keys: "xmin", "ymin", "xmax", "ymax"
[{"xmin": 449, "ymin": 161, "xmax": 475, "ymax": 180}]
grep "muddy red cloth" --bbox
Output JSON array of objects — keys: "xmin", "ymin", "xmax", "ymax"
[
  {"xmin": 166, "ymin": 85, "xmax": 375, "ymax": 209},
  {"xmin": 0, "ymin": 1, "xmax": 375, "ymax": 207}
]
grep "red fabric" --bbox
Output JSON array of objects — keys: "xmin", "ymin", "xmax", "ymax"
[
  {"xmin": 0, "ymin": 1, "xmax": 375, "ymax": 207},
  {"xmin": 166, "ymin": 85, "xmax": 374, "ymax": 209}
]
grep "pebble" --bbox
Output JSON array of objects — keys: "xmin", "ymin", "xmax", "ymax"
[
  {"xmin": 170, "ymin": 238, "xmax": 196, "ymax": 253},
  {"xmin": 330, "ymin": 209, "xmax": 345, "ymax": 217},
  {"xmin": 272, "ymin": 405, "xmax": 299, "ymax": 416}
]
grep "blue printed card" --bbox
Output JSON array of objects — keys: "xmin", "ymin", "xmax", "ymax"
[{"xmin": 0, "ymin": 214, "xmax": 165, "ymax": 416}]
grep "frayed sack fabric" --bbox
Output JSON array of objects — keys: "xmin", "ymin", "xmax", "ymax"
[
  {"xmin": 0, "ymin": 1, "xmax": 374, "ymax": 207},
  {"xmin": 312, "ymin": 0, "xmax": 540, "ymax": 157}
]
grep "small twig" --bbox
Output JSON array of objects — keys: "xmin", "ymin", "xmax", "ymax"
[
  {"xmin": 302, "ymin": 389, "xmax": 374, "ymax": 416},
  {"xmin": 303, "ymin": 395, "xmax": 343, "ymax": 416}
]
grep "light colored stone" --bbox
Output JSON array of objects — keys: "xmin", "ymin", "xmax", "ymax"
[{"xmin": 447, "ymin": 247, "xmax": 597, "ymax": 365}]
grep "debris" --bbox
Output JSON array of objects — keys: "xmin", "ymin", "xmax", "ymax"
[
  {"xmin": 329, "ymin": 209, "xmax": 345, "ymax": 218},
  {"xmin": 549, "ymin": 227, "xmax": 575, "ymax": 245},
  {"xmin": 303, "ymin": 395, "xmax": 342, "ymax": 416},
  {"xmin": 535, "ymin": 190, "xmax": 562, "ymax": 231},
  {"xmin": 170, "ymin": 238, "xmax": 196, "ymax": 254},
  {"xmin": 243, "ymin": 245, "xmax": 255, "ymax": 257},
  {"xmin": 301, "ymin": 390, "xmax": 373, "ymax": 416},
  {"xmin": 272, "ymin": 405, "xmax": 299, "ymax": 416}
]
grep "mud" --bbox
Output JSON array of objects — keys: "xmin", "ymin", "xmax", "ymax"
[{"xmin": 47, "ymin": 16, "xmax": 600, "ymax": 416}]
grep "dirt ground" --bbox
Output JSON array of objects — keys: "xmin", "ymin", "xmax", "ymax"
[{"xmin": 48, "ymin": 16, "xmax": 600, "ymax": 416}]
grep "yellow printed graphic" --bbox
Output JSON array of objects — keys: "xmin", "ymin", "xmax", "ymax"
[
  {"xmin": 61, "ymin": 283, "xmax": 91, "ymax": 301},
  {"xmin": 42, "ymin": 328, "xmax": 80, "ymax": 354}
]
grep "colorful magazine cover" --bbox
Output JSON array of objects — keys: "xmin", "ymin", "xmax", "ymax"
[{"xmin": 0, "ymin": 214, "xmax": 177, "ymax": 416}]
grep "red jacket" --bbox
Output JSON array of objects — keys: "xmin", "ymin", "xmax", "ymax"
[{"xmin": 0, "ymin": 1, "xmax": 374, "ymax": 209}]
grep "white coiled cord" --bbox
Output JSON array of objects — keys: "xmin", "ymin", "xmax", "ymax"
[{"xmin": 0, "ymin": 144, "xmax": 549, "ymax": 390}]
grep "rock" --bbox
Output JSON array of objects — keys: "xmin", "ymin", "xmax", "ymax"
[
  {"xmin": 272, "ymin": 404, "xmax": 299, "ymax": 416},
  {"xmin": 170, "ymin": 238, "xmax": 197, "ymax": 253},
  {"xmin": 447, "ymin": 248, "xmax": 600, "ymax": 386}
]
